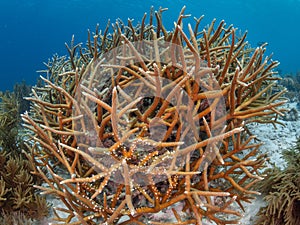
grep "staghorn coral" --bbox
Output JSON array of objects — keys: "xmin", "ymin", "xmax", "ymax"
[
  {"xmin": 255, "ymin": 138, "xmax": 300, "ymax": 225},
  {"xmin": 22, "ymin": 7, "xmax": 286, "ymax": 225}
]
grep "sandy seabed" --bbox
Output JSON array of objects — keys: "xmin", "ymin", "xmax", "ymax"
[{"xmin": 239, "ymin": 102, "xmax": 299, "ymax": 225}]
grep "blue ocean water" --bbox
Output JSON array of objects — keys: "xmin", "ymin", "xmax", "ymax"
[{"xmin": 0, "ymin": 0, "xmax": 299, "ymax": 91}]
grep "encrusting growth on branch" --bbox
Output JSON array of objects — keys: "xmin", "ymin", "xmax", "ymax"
[{"xmin": 22, "ymin": 6, "xmax": 286, "ymax": 225}]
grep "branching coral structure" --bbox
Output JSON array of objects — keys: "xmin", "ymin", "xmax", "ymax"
[
  {"xmin": 22, "ymin": 7, "xmax": 286, "ymax": 225},
  {"xmin": 0, "ymin": 89, "xmax": 49, "ymax": 223},
  {"xmin": 255, "ymin": 138, "xmax": 300, "ymax": 225}
]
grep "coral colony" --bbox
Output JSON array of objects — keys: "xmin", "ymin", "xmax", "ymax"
[
  {"xmin": 21, "ymin": 7, "xmax": 286, "ymax": 225},
  {"xmin": 0, "ymin": 89, "xmax": 48, "ymax": 224},
  {"xmin": 255, "ymin": 138, "xmax": 300, "ymax": 225}
]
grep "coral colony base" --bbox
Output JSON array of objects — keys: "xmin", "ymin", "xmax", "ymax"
[{"xmin": 21, "ymin": 7, "xmax": 287, "ymax": 225}]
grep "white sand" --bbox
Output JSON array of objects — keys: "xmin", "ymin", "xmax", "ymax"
[{"xmin": 240, "ymin": 102, "xmax": 299, "ymax": 224}]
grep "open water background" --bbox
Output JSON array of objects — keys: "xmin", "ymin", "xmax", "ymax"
[{"xmin": 0, "ymin": 0, "xmax": 299, "ymax": 90}]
